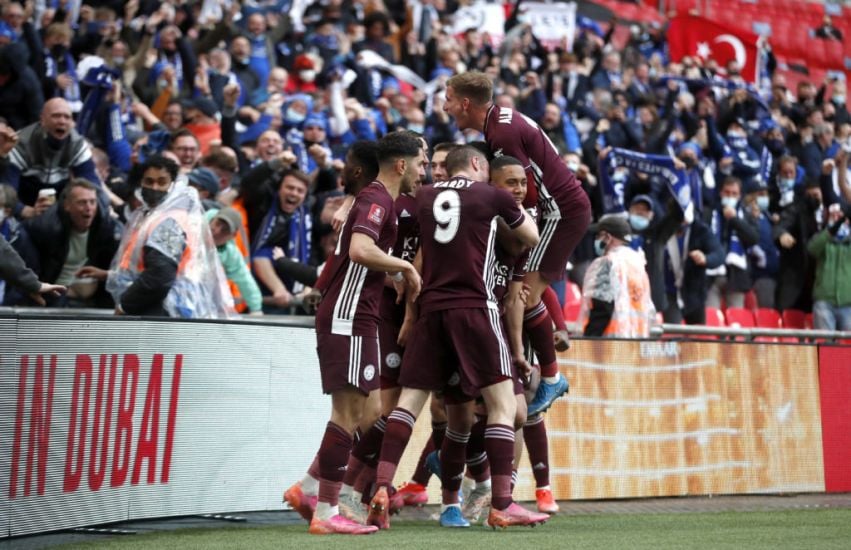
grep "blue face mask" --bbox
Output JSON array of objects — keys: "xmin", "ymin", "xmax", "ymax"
[
  {"xmin": 778, "ymin": 177, "xmax": 796, "ymax": 191},
  {"xmin": 594, "ymin": 237, "xmax": 607, "ymax": 256},
  {"xmin": 726, "ymin": 132, "xmax": 748, "ymax": 150},
  {"xmin": 407, "ymin": 123, "xmax": 425, "ymax": 134},
  {"xmin": 286, "ymin": 108, "xmax": 306, "ymax": 124},
  {"xmin": 629, "ymin": 214, "xmax": 650, "ymax": 232},
  {"xmin": 721, "ymin": 196, "xmax": 739, "ymax": 210},
  {"xmin": 756, "ymin": 196, "xmax": 770, "ymax": 211}
]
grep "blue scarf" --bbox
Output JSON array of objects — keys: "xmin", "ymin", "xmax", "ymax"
[
  {"xmin": 601, "ymin": 148, "xmax": 694, "ymax": 215},
  {"xmin": 707, "ymin": 208, "xmax": 747, "ymax": 277},
  {"xmin": 77, "ymin": 65, "xmax": 117, "ymax": 138},
  {"xmin": 253, "ymin": 200, "xmax": 312, "ymax": 291}
]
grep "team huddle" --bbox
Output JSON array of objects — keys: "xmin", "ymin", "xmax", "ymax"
[{"xmin": 285, "ymin": 72, "xmax": 591, "ymax": 535}]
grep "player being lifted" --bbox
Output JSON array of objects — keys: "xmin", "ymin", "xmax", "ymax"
[
  {"xmin": 367, "ymin": 145, "xmax": 549, "ymax": 530},
  {"xmin": 286, "ymin": 134, "xmax": 424, "ymax": 535},
  {"xmin": 444, "ymin": 73, "xmax": 592, "ymax": 415}
]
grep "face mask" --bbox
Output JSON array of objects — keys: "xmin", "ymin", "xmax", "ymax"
[
  {"xmin": 682, "ymin": 157, "xmax": 697, "ymax": 169},
  {"xmin": 113, "ymin": 56, "xmax": 125, "ymax": 67},
  {"xmin": 141, "ymin": 187, "xmax": 169, "ymax": 208},
  {"xmin": 766, "ymin": 139, "xmax": 785, "ymax": 155},
  {"xmin": 593, "ymin": 237, "xmax": 607, "ymax": 256},
  {"xmin": 567, "ymin": 161, "xmax": 580, "ymax": 172},
  {"xmin": 806, "ymin": 195, "xmax": 822, "ymax": 210},
  {"xmin": 629, "ymin": 214, "xmax": 650, "ymax": 232},
  {"xmin": 299, "ymin": 70, "xmax": 316, "ymax": 83},
  {"xmin": 726, "ymin": 132, "xmax": 748, "ymax": 150},
  {"xmin": 407, "ymin": 123, "xmax": 425, "ymax": 134},
  {"xmin": 286, "ymin": 108, "xmax": 306, "ymax": 124},
  {"xmin": 833, "ymin": 95, "xmax": 846, "ymax": 106},
  {"xmin": 778, "ymin": 177, "xmax": 796, "ymax": 191},
  {"xmin": 721, "ymin": 196, "xmax": 739, "ymax": 210},
  {"xmin": 756, "ymin": 196, "xmax": 770, "ymax": 211},
  {"xmin": 720, "ymin": 164, "xmax": 733, "ymax": 176},
  {"xmin": 50, "ymin": 44, "xmax": 67, "ymax": 57}
]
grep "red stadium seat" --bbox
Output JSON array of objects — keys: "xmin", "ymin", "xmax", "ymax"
[
  {"xmin": 754, "ymin": 308, "xmax": 782, "ymax": 342},
  {"xmin": 705, "ymin": 306, "xmax": 725, "ymax": 327},
  {"xmin": 565, "ymin": 281, "xmax": 582, "ymax": 306},
  {"xmin": 754, "ymin": 308, "xmax": 782, "ymax": 329},
  {"xmin": 781, "ymin": 309, "xmax": 807, "ymax": 329},
  {"xmin": 563, "ymin": 302, "xmax": 581, "ymax": 323},
  {"xmin": 725, "ymin": 307, "xmax": 755, "ymax": 328}
]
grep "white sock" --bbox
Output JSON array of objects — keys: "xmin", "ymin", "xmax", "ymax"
[
  {"xmin": 301, "ymin": 474, "xmax": 319, "ymax": 495},
  {"xmin": 476, "ymin": 479, "xmax": 492, "ymax": 490},
  {"xmin": 537, "ymin": 485, "xmax": 551, "ymax": 491},
  {"xmin": 339, "ymin": 484, "xmax": 353, "ymax": 498},
  {"xmin": 542, "ymin": 373, "xmax": 560, "ymax": 384},
  {"xmin": 314, "ymin": 502, "xmax": 339, "ymax": 521},
  {"xmin": 440, "ymin": 503, "xmax": 461, "ymax": 513}
]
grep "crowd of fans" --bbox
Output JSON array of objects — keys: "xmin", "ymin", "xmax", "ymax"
[{"xmin": 0, "ymin": 0, "xmax": 850, "ymax": 331}]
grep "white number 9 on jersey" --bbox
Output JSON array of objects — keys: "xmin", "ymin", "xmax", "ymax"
[{"xmin": 433, "ymin": 189, "xmax": 461, "ymax": 243}]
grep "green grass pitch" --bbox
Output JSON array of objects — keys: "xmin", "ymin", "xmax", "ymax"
[{"xmin": 59, "ymin": 508, "xmax": 851, "ymax": 550}]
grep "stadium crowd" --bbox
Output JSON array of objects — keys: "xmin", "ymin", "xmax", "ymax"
[{"xmin": 1, "ymin": 0, "xmax": 850, "ymax": 331}]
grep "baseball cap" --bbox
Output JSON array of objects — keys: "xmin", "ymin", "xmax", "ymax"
[
  {"xmin": 187, "ymin": 97, "xmax": 219, "ymax": 119},
  {"xmin": 630, "ymin": 194, "xmax": 655, "ymax": 209},
  {"xmin": 187, "ymin": 167, "xmax": 219, "ymax": 197},
  {"xmin": 212, "ymin": 207, "xmax": 242, "ymax": 234},
  {"xmin": 589, "ymin": 215, "xmax": 632, "ymax": 242}
]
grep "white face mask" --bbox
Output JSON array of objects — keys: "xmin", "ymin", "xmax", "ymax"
[
  {"xmin": 721, "ymin": 196, "xmax": 739, "ymax": 210},
  {"xmin": 299, "ymin": 70, "xmax": 316, "ymax": 83},
  {"xmin": 567, "ymin": 161, "xmax": 580, "ymax": 172}
]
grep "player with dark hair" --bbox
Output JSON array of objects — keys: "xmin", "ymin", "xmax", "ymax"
[
  {"xmin": 445, "ymin": 72, "xmax": 592, "ymax": 416},
  {"xmin": 284, "ymin": 133, "xmax": 424, "ymax": 535},
  {"xmin": 367, "ymin": 145, "xmax": 549, "ymax": 530}
]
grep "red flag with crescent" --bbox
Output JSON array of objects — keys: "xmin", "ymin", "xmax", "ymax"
[{"xmin": 668, "ymin": 15, "xmax": 760, "ymax": 82}]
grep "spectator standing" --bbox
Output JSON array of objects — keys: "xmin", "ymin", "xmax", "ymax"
[
  {"xmin": 808, "ymin": 204, "xmax": 851, "ymax": 330},
  {"xmin": 106, "ymin": 155, "xmax": 233, "ymax": 318},
  {"xmin": 578, "ymin": 215, "xmax": 655, "ymax": 337}
]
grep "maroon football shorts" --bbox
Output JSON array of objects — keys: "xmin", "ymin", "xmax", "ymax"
[
  {"xmin": 399, "ymin": 308, "xmax": 513, "ymax": 399},
  {"xmin": 527, "ymin": 187, "xmax": 592, "ymax": 283},
  {"xmin": 316, "ymin": 332, "xmax": 380, "ymax": 395}
]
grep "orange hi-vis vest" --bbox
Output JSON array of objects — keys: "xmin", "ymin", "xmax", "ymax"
[
  {"xmin": 225, "ymin": 198, "xmax": 252, "ymax": 312},
  {"xmin": 118, "ymin": 209, "xmax": 194, "ymax": 275}
]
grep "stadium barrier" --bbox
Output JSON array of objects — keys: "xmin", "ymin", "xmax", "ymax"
[{"xmin": 0, "ymin": 312, "xmax": 848, "ymax": 537}]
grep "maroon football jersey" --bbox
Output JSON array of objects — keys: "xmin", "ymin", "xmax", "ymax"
[
  {"xmin": 316, "ymin": 181, "xmax": 398, "ymax": 336},
  {"xmin": 380, "ymin": 192, "xmax": 421, "ymax": 321},
  {"xmin": 483, "ymin": 105, "xmax": 582, "ymax": 214},
  {"xmin": 493, "ymin": 207, "xmax": 537, "ymax": 304},
  {"xmin": 416, "ymin": 176, "xmax": 525, "ymax": 314},
  {"xmin": 391, "ymin": 192, "xmax": 420, "ymax": 263}
]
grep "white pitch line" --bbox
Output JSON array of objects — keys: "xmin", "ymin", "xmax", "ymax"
[
  {"xmin": 551, "ymin": 461, "xmax": 753, "ymax": 477},
  {"xmin": 557, "ymin": 358, "xmax": 716, "ymax": 373},
  {"xmin": 565, "ymin": 394, "xmax": 721, "ymax": 407},
  {"xmin": 548, "ymin": 428, "xmax": 740, "ymax": 442}
]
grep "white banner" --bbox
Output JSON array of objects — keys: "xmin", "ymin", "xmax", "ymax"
[
  {"xmin": 450, "ymin": 1, "xmax": 506, "ymax": 44},
  {"xmin": 518, "ymin": 1, "xmax": 577, "ymax": 51},
  {"xmin": 0, "ymin": 317, "xmax": 327, "ymax": 537}
]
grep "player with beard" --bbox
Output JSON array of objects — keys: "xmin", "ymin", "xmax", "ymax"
[
  {"xmin": 283, "ymin": 133, "xmax": 423, "ymax": 535},
  {"xmin": 367, "ymin": 146, "xmax": 549, "ymax": 530},
  {"xmin": 444, "ymin": 73, "xmax": 592, "ymax": 416}
]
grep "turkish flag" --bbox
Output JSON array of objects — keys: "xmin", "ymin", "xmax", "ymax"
[{"xmin": 668, "ymin": 15, "xmax": 760, "ymax": 82}]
